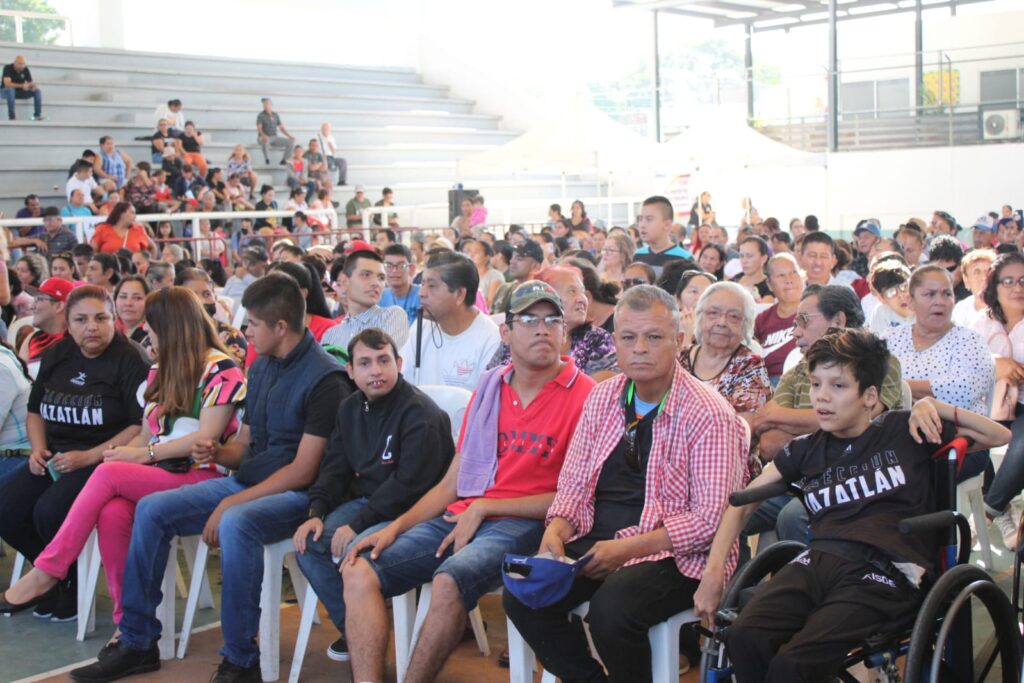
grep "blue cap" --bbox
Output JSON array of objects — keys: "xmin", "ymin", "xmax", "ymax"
[
  {"xmin": 854, "ymin": 220, "xmax": 881, "ymax": 238},
  {"xmin": 972, "ymin": 215, "xmax": 997, "ymax": 232},
  {"xmin": 502, "ymin": 553, "xmax": 592, "ymax": 609}
]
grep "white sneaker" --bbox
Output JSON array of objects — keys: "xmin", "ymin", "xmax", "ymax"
[{"xmin": 991, "ymin": 509, "xmax": 1019, "ymax": 551}]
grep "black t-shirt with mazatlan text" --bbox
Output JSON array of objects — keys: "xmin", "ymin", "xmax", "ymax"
[
  {"xmin": 28, "ymin": 334, "xmax": 151, "ymax": 453},
  {"xmin": 774, "ymin": 410, "xmax": 956, "ymax": 578}
]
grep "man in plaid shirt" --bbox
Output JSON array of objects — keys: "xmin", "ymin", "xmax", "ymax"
[{"xmin": 504, "ymin": 285, "xmax": 749, "ymax": 683}]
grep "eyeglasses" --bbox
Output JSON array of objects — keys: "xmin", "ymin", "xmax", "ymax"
[
  {"xmin": 511, "ymin": 313, "xmax": 564, "ymax": 328},
  {"xmin": 883, "ymin": 283, "xmax": 910, "ymax": 299},
  {"xmin": 601, "ymin": 247, "xmax": 620, "ymax": 255},
  {"xmin": 793, "ymin": 312, "xmax": 825, "ymax": 328},
  {"xmin": 383, "ymin": 262, "xmax": 410, "ymax": 271},
  {"xmin": 622, "ymin": 278, "xmax": 647, "ymax": 289},
  {"xmin": 998, "ymin": 276, "xmax": 1024, "ymax": 289}
]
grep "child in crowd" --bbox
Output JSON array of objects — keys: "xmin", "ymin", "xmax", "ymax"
[{"xmin": 694, "ymin": 328, "xmax": 1010, "ymax": 683}]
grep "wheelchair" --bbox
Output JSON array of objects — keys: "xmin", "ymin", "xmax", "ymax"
[{"xmin": 699, "ymin": 437, "xmax": 1022, "ymax": 683}]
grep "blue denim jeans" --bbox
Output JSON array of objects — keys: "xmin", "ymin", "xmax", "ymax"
[
  {"xmin": 1, "ymin": 86, "xmax": 42, "ymax": 118},
  {"xmin": 117, "ymin": 476, "xmax": 309, "ymax": 668},
  {"xmin": 362, "ymin": 515, "xmax": 543, "ymax": 611},
  {"xmin": 0, "ymin": 456, "xmax": 26, "ymax": 487},
  {"xmin": 294, "ymin": 497, "xmax": 387, "ymax": 631}
]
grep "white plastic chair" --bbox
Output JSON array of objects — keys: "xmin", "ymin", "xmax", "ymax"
[
  {"xmin": 507, "ymin": 602, "xmax": 698, "ymax": 683},
  {"xmin": 392, "ymin": 584, "xmax": 489, "ymax": 683},
  {"xmin": 418, "ymin": 385, "xmax": 472, "ymax": 443},
  {"xmin": 9, "ymin": 551, "xmax": 25, "ymax": 589},
  {"xmin": 232, "ymin": 305, "xmax": 248, "ymax": 330},
  {"xmin": 178, "ymin": 537, "xmax": 318, "ymax": 682},
  {"xmin": 958, "ymin": 473, "xmax": 994, "ymax": 569}
]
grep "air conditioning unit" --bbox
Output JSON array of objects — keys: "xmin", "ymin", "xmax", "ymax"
[{"xmin": 982, "ymin": 109, "xmax": 1022, "ymax": 141}]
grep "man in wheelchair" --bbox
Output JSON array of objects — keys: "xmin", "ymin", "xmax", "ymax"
[{"xmin": 693, "ymin": 328, "xmax": 1011, "ymax": 683}]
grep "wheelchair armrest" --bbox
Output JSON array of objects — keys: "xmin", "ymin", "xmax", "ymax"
[
  {"xmin": 897, "ymin": 510, "xmax": 965, "ymax": 536},
  {"xmin": 728, "ymin": 480, "xmax": 793, "ymax": 507}
]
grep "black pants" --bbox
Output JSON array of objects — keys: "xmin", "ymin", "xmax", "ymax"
[
  {"xmin": 0, "ymin": 460, "xmax": 96, "ymax": 560},
  {"xmin": 503, "ymin": 554, "xmax": 699, "ymax": 683},
  {"xmin": 726, "ymin": 548, "xmax": 920, "ymax": 683}
]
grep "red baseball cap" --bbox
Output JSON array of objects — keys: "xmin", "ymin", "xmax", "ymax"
[
  {"xmin": 344, "ymin": 239, "xmax": 376, "ymax": 254},
  {"xmin": 26, "ymin": 277, "xmax": 75, "ymax": 303}
]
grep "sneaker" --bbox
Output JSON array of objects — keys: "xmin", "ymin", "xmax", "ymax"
[
  {"xmin": 326, "ymin": 634, "xmax": 350, "ymax": 661},
  {"xmin": 68, "ymin": 641, "xmax": 160, "ymax": 682},
  {"xmin": 992, "ymin": 509, "xmax": 1019, "ymax": 551},
  {"xmin": 49, "ymin": 580, "xmax": 78, "ymax": 622},
  {"xmin": 209, "ymin": 658, "xmax": 261, "ymax": 683},
  {"xmin": 32, "ymin": 587, "xmax": 59, "ymax": 619},
  {"xmin": 31, "ymin": 115, "xmax": 46, "ymax": 121}
]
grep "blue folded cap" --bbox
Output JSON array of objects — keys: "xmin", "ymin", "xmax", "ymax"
[{"xmin": 502, "ymin": 553, "xmax": 591, "ymax": 609}]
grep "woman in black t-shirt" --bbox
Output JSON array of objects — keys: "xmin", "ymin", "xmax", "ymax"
[{"xmin": 0, "ymin": 285, "xmax": 149, "ymax": 621}]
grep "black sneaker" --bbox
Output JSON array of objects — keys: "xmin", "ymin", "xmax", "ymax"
[
  {"xmin": 209, "ymin": 658, "xmax": 261, "ymax": 683},
  {"xmin": 32, "ymin": 587, "xmax": 59, "ymax": 619},
  {"xmin": 69, "ymin": 641, "xmax": 160, "ymax": 682},
  {"xmin": 50, "ymin": 580, "xmax": 78, "ymax": 622},
  {"xmin": 326, "ymin": 634, "xmax": 350, "ymax": 661}
]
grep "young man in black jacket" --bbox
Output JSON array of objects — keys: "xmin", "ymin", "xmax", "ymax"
[{"xmin": 292, "ymin": 327, "xmax": 455, "ymax": 663}]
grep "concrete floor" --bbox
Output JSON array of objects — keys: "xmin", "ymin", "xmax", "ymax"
[{"xmin": 0, "ymin": 533, "xmax": 1018, "ymax": 683}]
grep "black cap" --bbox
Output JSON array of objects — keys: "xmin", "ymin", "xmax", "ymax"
[{"xmin": 514, "ymin": 239, "xmax": 544, "ymax": 264}]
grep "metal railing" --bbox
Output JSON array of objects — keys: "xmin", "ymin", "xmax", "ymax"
[{"xmin": 0, "ymin": 9, "xmax": 73, "ymax": 46}]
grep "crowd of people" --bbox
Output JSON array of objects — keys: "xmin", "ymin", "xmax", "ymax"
[{"xmin": 3, "ymin": 55, "xmax": 1024, "ymax": 683}]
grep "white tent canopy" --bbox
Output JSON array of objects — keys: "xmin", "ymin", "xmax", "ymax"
[
  {"xmin": 457, "ymin": 98, "xmax": 661, "ymax": 190},
  {"xmin": 659, "ymin": 116, "xmax": 826, "ymax": 171}
]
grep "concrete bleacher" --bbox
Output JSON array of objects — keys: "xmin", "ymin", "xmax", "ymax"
[{"xmin": 0, "ymin": 42, "xmax": 610, "ymax": 225}]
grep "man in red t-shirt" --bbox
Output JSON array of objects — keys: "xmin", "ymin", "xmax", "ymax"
[
  {"xmin": 754, "ymin": 253, "xmax": 804, "ymax": 384},
  {"xmin": 18, "ymin": 277, "xmax": 72, "ymax": 378},
  {"xmin": 342, "ymin": 280, "xmax": 595, "ymax": 682}
]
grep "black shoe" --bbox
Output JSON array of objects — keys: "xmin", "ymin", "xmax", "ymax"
[
  {"xmin": 326, "ymin": 634, "xmax": 350, "ymax": 661},
  {"xmin": 209, "ymin": 658, "xmax": 261, "ymax": 683},
  {"xmin": 69, "ymin": 641, "xmax": 160, "ymax": 682},
  {"xmin": 264, "ymin": 158, "xmax": 270, "ymax": 165},
  {"xmin": 49, "ymin": 580, "xmax": 78, "ymax": 622},
  {"xmin": 498, "ymin": 646, "xmax": 510, "ymax": 668},
  {"xmin": 279, "ymin": 161, "xmax": 288, "ymax": 166},
  {"xmin": 0, "ymin": 584, "xmax": 58, "ymax": 616},
  {"xmin": 97, "ymin": 639, "xmax": 120, "ymax": 661}
]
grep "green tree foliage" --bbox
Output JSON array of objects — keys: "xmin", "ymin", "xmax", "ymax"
[{"xmin": 0, "ymin": 0, "xmax": 66, "ymax": 45}]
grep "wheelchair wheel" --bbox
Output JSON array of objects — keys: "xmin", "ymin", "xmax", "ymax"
[
  {"xmin": 698, "ymin": 541, "xmax": 808, "ymax": 682},
  {"xmin": 904, "ymin": 564, "xmax": 1021, "ymax": 683}
]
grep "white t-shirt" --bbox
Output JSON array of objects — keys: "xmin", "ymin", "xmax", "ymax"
[
  {"xmin": 65, "ymin": 175, "xmax": 97, "ymax": 201},
  {"xmin": 869, "ymin": 305, "xmax": 914, "ymax": 336},
  {"xmin": 399, "ymin": 312, "xmax": 501, "ymax": 391},
  {"xmin": 952, "ymin": 296, "xmax": 986, "ymax": 329},
  {"xmin": 155, "ymin": 106, "xmax": 185, "ymax": 130}
]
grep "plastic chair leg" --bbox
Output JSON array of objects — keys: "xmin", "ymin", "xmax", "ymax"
[
  {"xmin": 287, "ymin": 585, "xmax": 320, "ymax": 683},
  {"xmin": 176, "ymin": 538, "xmax": 211, "ymax": 659}
]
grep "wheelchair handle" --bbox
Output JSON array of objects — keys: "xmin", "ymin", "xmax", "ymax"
[
  {"xmin": 898, "ymin": 510, "xmax": 958, "ymax": 535},
  {"xmin": 729, "ymin": 480, "xmax": 792, "ymax": 507}
]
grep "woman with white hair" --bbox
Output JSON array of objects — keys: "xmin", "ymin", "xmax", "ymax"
[{"xmin": 680, "ymin": 280, "xmax": 772, "ymax": 424}]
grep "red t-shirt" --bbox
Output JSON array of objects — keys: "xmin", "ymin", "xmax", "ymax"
[
  {"xmin": 754, "ymin": 304, "xmax": 796, "ymax": 380},
  {"xmin": 91, "ymin": 223, "xmax": 152, "ymax": 254},
  {"xmin": 308, "ymin": 315, "xmax": 337, "ymax": 343},
  {"xmin": 447, "ymin": 357, "xmax": 596, "ymax": 515}
]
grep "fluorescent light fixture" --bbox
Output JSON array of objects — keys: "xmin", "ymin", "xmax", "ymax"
[
  {"xmin": 847, "ymin": 2, "xmax": 897, "ymax": 13},
  {"xmin": 772, "ymin": 3, "xmax": 808, "ymax": 11}
]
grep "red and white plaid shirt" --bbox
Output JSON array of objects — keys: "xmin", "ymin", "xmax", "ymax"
[{"xmin": 546, "ymin": 363, "xmax": 750, "ymax": 581}]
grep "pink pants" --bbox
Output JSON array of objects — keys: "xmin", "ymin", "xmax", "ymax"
[{"xmin": 33, "ymin": 461, "xmax": 219, "ymax": 623}]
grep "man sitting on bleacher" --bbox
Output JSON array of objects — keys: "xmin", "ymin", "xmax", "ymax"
[
  {"xmin": 292, "ymin": 327, "xmax": 455, "ymax": 663},
  {"xmin": 341, "ymin": 280, "xmax": 596, "ymax": 683},
  {"xmin": 504, "ymin": 285, "xmax": 749, "ymax": 683},
  {"xmin": 70, "ymin": 273, "xmax": 351, "ymax": 683}
]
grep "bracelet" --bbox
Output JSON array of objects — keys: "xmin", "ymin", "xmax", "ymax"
[{"xmin": 147, "ymin": 443, "xmax": 156, "ymax": 461}]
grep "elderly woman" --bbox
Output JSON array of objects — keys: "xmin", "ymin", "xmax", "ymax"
[
  {"xmin": 675, "ymin": 269, "xmax": 716, "ymax": 349},
  {"xmin": 679, "ymin": 281, "xmax": 771, "ymax": 474},
  {"xmin": 597, "ymin": 232, "xmax": 634, "ymax": 285},
  {"xmin": 754, "ymin": 253, "xmax": 804, "ymax": 385},
  {"xmin": 487, "ymin": 265, "xmax": 616, "ymax": 378},
  {"xmin": 867, "ymin": 261, "xmax": 914, "ymax": 334},
  {"xmin": 972, "ymin": 253, "xmax": 1024, "ymax": 549},
  {"xmin": 953, "ymin": 248, "xmax": 996, "ymax": 327}
]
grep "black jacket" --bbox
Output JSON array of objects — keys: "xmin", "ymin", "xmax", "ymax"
[{"xmin": 306, "ymin": 377, "xmax": 454, "ymax": 532}]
